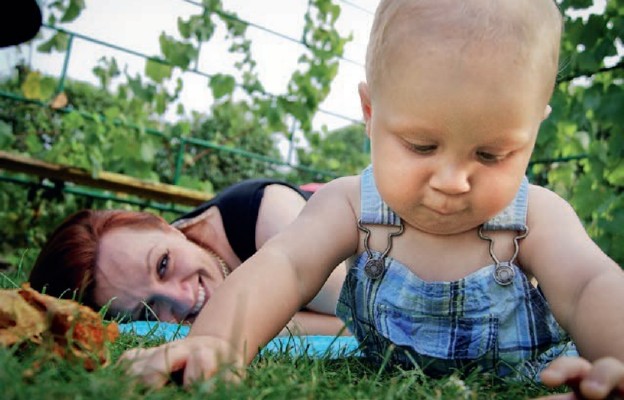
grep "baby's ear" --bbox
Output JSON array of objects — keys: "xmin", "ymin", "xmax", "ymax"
[
  {"xmin": 358, "ymin": 82, "xmax": 373, "ymax": 137},
  {"xmin": 543, "ymin": 105, "xmax": 552, "ymax": 120}
]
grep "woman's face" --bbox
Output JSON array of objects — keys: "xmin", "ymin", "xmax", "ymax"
[{"xmin": 94, "ymin": 225, "xmax": 227, "ymax": 323}]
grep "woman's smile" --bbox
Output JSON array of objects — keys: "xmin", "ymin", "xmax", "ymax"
[{"xmin": 190, "ymin": 277, "xmax": 207, "ymax": 316}]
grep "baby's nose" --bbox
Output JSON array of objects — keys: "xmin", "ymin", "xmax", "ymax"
[{"xmin": 430, "ymin": 164, "xmax": 471, "ymax": 195}]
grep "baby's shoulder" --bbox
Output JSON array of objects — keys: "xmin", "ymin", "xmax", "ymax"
[
  {"xmin": 527, "ymin": 184, "xmax": 576, "ymax": 218},
  {"xmin": 526, "ymin": 183, "xmax": 584, "ymax": 237},
  {"xmin": 311, "ymin": 175, "xmax": 361, "ymax": 203}
]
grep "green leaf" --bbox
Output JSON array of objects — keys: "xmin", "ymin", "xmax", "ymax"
[
  {"xmin": 177, "ymin": 175, "xmax": 214, "ymax": 193},
  {"xmin": 579, "ymin": 14, "xmax": 605, "ymax": 48},
  {"xmin": 145, "ymin": 59, "xmax": 172, "ymax": 84},
  {"xmin": 180, "ymin": 14, "xmax": 216, "ymax": 42},
  {"xmin": 139, "ymin": 141, "xmax": 157, "ymax": 163},
  {"xmin": 25, "ymin": 133, "xmax": 43, "ymax": 154},
  {"xmin": 60, "ymin": 0, "xmax": 85, "ymax": 23},
  {"xmin": 20, "ymin": 75, "xmax": 42, "ymax": 101},
  {"xmin": 155, "ymin": 91, "xmax": 167, "ymax": 115},
  {"xmin": 225, "ymin": 18, "xmax": 246, "ymax": 37},
  {"xmin": 571, "ymin": 175, "xmax": 603, "ymax": 218},
  {"xmin": 159, "ymin": 34, "xmax": 197, "ymax": 69},
  {"xmin": 605, "ymin": 160, "xmax": 624, "ymax": 186},
  {"xmin": 0, "ymin": 121, "xmax": 14, "ymax": 149},
  {"xmin": 36, "ymin": 32, "xmax": 69, "ymax": 53},
  {"xmin": 563, "ymin": 0, "xmax": 594, "ymax": 9},
  {"xmin": 209, "ymin": 74, "xmax": 236, "ymax": 99}
]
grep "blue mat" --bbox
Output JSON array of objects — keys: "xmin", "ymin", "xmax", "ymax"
[{"xmin": 119, "ymin": 321, "xmax": 361, "ymax": 358}]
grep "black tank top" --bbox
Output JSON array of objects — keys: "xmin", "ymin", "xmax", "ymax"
[{"xmin": 172, "ymin": 179, "xmax": 313, "ymax": 261}]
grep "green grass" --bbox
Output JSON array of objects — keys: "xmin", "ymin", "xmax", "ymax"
[
  {"xmin": 0, "ymin": 252, "xmax": 565, "ymax": 399},
  {"xmin": 1, "ymin": 342, "xmax": 559, "ymax": 400}
]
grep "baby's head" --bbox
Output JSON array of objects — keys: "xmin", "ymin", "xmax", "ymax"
[
  {"xmin": 359, "ymin": 1, "xmax": 564, "ymax": 235},
  {"xmin": 365, "ymin": 0, "xmax": 562, "ymax": 105}
]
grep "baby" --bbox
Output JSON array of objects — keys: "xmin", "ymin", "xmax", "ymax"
[{"xmin": 121, "ymin": 0, "xmax": 624, "ymax": 397}]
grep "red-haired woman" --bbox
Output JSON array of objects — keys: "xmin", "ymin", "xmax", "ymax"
[{"xmin": 29, "ymin": 178, "xmax": 346, "ymax": 336}]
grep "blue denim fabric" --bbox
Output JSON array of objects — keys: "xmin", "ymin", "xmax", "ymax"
[{"xmin": 336, "ymin": 165, "xmax": 577, "ymax": 379}]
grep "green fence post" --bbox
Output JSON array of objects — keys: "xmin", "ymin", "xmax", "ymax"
[
  {"xmin": 173, "ymin": 138, "xmax": 186, "ymax": 185},
  {"xmin": 56, "ymin": 32, "xmax": 75, "ymax": 94}
]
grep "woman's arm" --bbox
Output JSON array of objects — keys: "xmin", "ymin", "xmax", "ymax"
[
  {"xmin": 254, "ymin": 183, "xmax": 308, "ymax": 248},
  {"xmin": 281, "ymin": 311, "xmax": 349, "ymax": 337},
  {"xmin": 119, "ymin": 177, "xmax": 361, "ymax": 387}
]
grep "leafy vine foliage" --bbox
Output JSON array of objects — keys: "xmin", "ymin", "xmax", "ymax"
[
  {"xmin": 0, "ymin": 0, "xmax": 622, "ymax": 269},
  {"xmin": 530, "ymin": 0, "xmax": 623, "ymax": 263}
]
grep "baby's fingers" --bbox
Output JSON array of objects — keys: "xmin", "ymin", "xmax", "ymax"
[
  {"xmin": 540, "ymin": 356, "xmax": 592, "ymax": 388},
  {"xmin": 577, "ymin": 358, "xmax": 624, "ymax": 399},
  {"xmin": 540, "ymin": 357, "xmax": 624, "ymax": 400}
]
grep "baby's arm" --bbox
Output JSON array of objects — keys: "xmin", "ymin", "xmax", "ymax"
[
  {"xmin": 119, "ymin": 177, "xmax": 360, "ymax": 387},
  {"xmin": 522, "ymin": 185, "xmax": 624, "ymax": 397}
]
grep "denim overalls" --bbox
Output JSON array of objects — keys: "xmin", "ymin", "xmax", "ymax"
[{"xmin": 336, "ymin": 166, "xmax": 577, "ymax": 379}]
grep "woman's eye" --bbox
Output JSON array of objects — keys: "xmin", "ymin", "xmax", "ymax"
[
  {"xmin": 477, "ymin": 151, "xmax": 503, "ymax": 163},
  {"xmin": 157, "ymin": 252, "xmax": 169, "ymax": 279}
]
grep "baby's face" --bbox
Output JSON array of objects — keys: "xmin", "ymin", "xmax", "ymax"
[{"xmin": 363, "ymin": 41, "xmax": 549, "ymax": 235}]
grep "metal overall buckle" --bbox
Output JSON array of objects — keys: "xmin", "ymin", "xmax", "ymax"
[
  {"xmin": 478, "ymin": 225, "xmax": 529, "ymax": 286},
  {"xmin": 357, "ymin": 220, "xmax": 404, "ymax": 279}
]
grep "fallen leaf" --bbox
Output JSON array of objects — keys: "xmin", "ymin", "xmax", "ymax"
[
  {"xmin": 0, "ymin": 284, "xmax": 118, "ymax": 370},
  {"xmin": 49, "ymin": 92, "xmax": 68, "ymax": 109},
  {"xmin": 0, "ymin": 289, "xmax": 46, "ymax": 346}
]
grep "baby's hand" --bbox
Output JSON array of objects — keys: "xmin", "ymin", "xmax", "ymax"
[
  {"xmin": 118, "ymin": 336, "xmax": 244, "ymax": 388},
  {"xmin": 537, "ymin": 356, "xmax": 624, "ymax": 399}
]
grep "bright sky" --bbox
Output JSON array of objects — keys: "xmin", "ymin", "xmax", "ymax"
[
  {"xmin": 2, "ymin": 0, "xmax": 380, "ymax": 134},
  {"xmin": 1, "ymin": 0, "xmax": 611, "ymax": 136}
]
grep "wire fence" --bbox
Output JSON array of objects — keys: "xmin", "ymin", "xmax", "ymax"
[{"xmin": 0, "ymin": 0, "xmax": 588, "ymax": 212}]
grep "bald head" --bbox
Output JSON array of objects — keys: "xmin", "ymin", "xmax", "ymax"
[{"xmin": 365, "ymin": 0, "xmax": 562, "ymax": 102}]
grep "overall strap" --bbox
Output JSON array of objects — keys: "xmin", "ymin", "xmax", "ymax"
[
  {"xmin": 479, "ymin": 177, "xmax": 530, "ymax": 285},
  {"xmin": 360, "ymin": 165, "xmax": 401, "ymax": 227},
  {"xmin": 482, "ymin": 177, "xmax": 530, "ymax": 232}
]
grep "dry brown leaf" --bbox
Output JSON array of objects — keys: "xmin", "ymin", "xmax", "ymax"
[
  {"xmin": 49, "ymin": 92, "xmax": 68, "ymax": 109},
  {"xmin": 0, "ymin": 290, "xmax": 46, "ymax": 346},
  {"xmin": 0, "ymin": 284, "xmax": 119, "ymax": 370}
]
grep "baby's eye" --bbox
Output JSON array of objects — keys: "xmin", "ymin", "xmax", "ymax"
[
  {"xmin": 477, "ymin": 151, "xmax": 504, "ymax": 163},
  {"xmin": 157, "ymin": 251, "xmax": 169, "ymax": 279},
  {"xmin": 409, "ymin": 144, "xmax": 437, "ymax": 154}
]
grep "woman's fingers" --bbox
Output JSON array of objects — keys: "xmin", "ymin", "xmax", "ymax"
[
  {"xmin": 182, "ymin": 342, "xmax": 244, "ymax": 387},
  {"xmin": 118, "ymin": 336, "xmax": 243, "ymax": 389},
  {"xmin": 118, "ymin": 344, "xmax": 188, "ymax": 388}
]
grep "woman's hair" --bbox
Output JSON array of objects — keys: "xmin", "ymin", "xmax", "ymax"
[{"xmin": 28, "ymin": 209, "xmax": 169, "ymax": 311}]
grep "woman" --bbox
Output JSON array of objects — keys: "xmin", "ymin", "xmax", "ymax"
[{"xmin": 28, "ymin": 178, "xmax": 347, "ymax": 336}]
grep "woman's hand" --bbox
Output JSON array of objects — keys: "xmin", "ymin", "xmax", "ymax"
[
  {"xmin": 118, "ymin": 336, "xmax": 244, "ymax": 388},
  {"xmin": 536, "ymin": 356, "xmax": 624, "ymax": 399}
]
